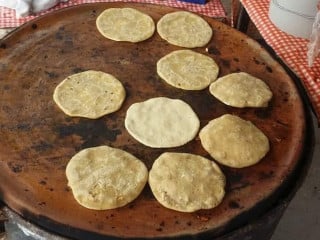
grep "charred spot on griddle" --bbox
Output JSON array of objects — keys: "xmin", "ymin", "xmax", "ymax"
[
  {"xmin": 31, "ymin": 24, "xmax": 37, "ymax": 30},
  {"xmin": 227, "ymin": 170, "xmax": 244, "ymax": 182},
  {"xmin": 55, "ymin": 31, "xmax": 64, "ymax": 40},
  {"xmin": 38, "ymin": 202, "xmax": 46, "ymax": 206},
  {"xmin": 39, "ymin": 180, "xmax": 47, "ymax": 185},
  {"xmin": 266, "ymin": 65, "xmax": 273, "ymax": 73},
  {"xmin": 21, "ymin": 83, "xmax": 31, "ymax": 89},
  {"xmin": 159, "ymin": 221, "xmax": 165, "ymax": 227},
  {"xmin": 56, "ymin": 119, "xmax": 121, "ymax": 149},
  {"xmin": 253, "ymin": 57, "xmax": 261, "ymax": 65},
  {"xmin": 227, "ymin": 170, "xmax": 253, "ymax": 191},
  {"xmin": 254, "ymin": 104, "xmax": 273, "ymax": 119},
  {"xmin": 0, "ymin": 43, "xmax": 6, "ymax": 49},
  {"xmin": 7, "ymin": 162, "xmax": 23, "ymax": 173},
  {"xmin": 31, "ymin": 141, "xmax": 53, "ymax": 152},
  {"xmin": 44, "ymin": 71, "xmax": 59, "ymax": 78},
  {"xmin": 220, "ymin": 59, "xmax": 230, "ymax": 68},
  {"xmin": 15, "ymin": 123, "xmax": 31, "ymax": 131},
  {"xmin": 128, "ymin": 204, "xmax": 135, "ymax": 209},
  {"xmin": 259, "ymin": 170, "xmax": 275, "ymax": 180},
  {"xmin": 155, "ymin": 228, "xmax": 163, "ymax": 232},
  {"xmin": 207, "ymin": 46, "xmax": 221, "ymax": 55},
  {"xmin": 229, "ymin": 200, "xmax": 240, "ymax": 209},
  {"xmin": 186, "ymin": 221, "xmax": 192, "ymax": 226},
  {"xmin": 90, "ymin": 9, "xmax": 97, "ymax": 17},
  {"xmin": 72, "ymin": 67, "xmax": 87, "ymax": 73},
  {"xmin": 233, "ymin": 57, "xmax": 239, "ymax": 62}
]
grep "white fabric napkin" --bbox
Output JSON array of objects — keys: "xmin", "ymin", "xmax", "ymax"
[{"xmin": 0, "ymin": 0, "xmax": 69, "ymax": 17}]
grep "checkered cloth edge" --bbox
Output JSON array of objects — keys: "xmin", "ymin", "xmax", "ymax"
[
  {"xmin": 241, "ymin": 0, "xmax": 320, "ymax": 121},
  {"xmin": 0, "ymin": 0, "xmax": 226, "ymax": 28}
]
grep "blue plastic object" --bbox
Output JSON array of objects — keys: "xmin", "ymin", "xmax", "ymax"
[{"xmin": 178, "ymin": 0, "xmax": 207, "ymax": 5}]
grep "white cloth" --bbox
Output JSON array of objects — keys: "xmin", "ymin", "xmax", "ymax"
[{"xmin": 0, "ymin": 0, "xmax": 69, "ymax": 17}]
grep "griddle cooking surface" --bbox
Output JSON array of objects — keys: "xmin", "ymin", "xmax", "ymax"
[{"xmin": 0, "ymin": 3, "xmax": 305, "ymax": 239}]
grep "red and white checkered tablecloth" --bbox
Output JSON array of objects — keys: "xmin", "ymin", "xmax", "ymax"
[
  {"xmin": 0, "ymin": 0, "xmax": 226, "ymax": 28},
  {"xmin": 240, "ymin": 0, "xmax": 320, "ymax": 121}
]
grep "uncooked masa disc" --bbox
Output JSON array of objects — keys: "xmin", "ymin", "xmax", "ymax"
[{"xmin": 125, "ymin": 97, "xmax": 200, "ymax": 148}]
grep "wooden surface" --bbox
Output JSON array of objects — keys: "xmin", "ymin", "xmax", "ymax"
[{"xmin": 0, "ymin": 2, "xmax": 306, "ymax": 239}]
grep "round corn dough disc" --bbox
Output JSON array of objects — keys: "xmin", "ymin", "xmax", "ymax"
[
  {"xmin": 149, "ymin": 152, "xmax": 226, "ymax": 212},
  {"xmin": 199, "ymin": 114, "xmax": 270, "ymax": 168},
  {"xmin": 125, "ymin": 97, "xmax": 200, "ymax": 148},
  {"xmin": 96, "ymin": 7, "xmax": 155, "ymax": 42},
  {"xmin": 53, "ymin": 70, "xmax": 125, "ymax": 119},
  {"xmin": 209, "ymin": 72, "xmax": 273, "ymax": 108},
  {"xmin": 157, "ymin": 11, "xmax": 212, "ymax": 48},
  {"xmin": 157, "ymin": 50, "xmax": 219, "ymax": 90},
  {"xmin": 66, "ymin": 146, "xmax": 148, "ymax": 210}
]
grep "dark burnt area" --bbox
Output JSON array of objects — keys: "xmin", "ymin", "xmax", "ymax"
[
  {"xmin": 55, "ymin": 119, "xmax": 121, "ymax": 149},
  {"xmin": 31, "ymin": 24, "xmax": 38, "ymax": 30},
  {"xmin": 128, "ymin": 204, "xmax": 135, "ymax": 209},
  {"xmin": 72, "ymin": 67, "xmax": 88, "ymax": 73},
  {"xmin": 226, "ymin": 170, "xmax": 244, "ymax": 183},
  {"xmin": 21, "ymin": 83, "xmax": 31, "ymax": 89},
  {"xmin": 253, "ymin": 57, "xmax": 261, "ymax": 65},
  {"xmin": 259, "ymin": 170, "xmax": 275, "ymax": 180},
  {"xmin": 39, "ymin": 180, "xmax": 47, "ymax": 185},
  {"xmin": 254, "ymin": 105, "xmax": 273, "ymax": 119},
  {"xmin": 0, "ymin": 43, "xmax": 6, "ymax": 49},
  {"xmin": 38, "ymin": 202, "xmax": 46, "ymax": 206},
  {"xmin": 226, "ymin": 170, "xmax": 252, "ymax": 191},
  {"xmin": 266, "ymin": 65, "xmax": 273, "ymax": 73},
  {"xmin": 55, "ymin": 31, "xmax": 64, "ymax": 40},
  {"xmin": 7, "ymin": 162, "xmax": 23, "ymax": 173},
  {"xmin": 207, "ymin": 46, "xmax": 221, "ymax": 56},
  {"xmin": 90, "ymin": 9, "xmax": 97, "ymax": 17},
  {"xmin": 229, "ymin": 200, "xmax": 241, "ymax": 209},
  {"xmin": 16, "ymin": 123, "xmax": 32, "ymax": 131},
  {"xmin": 44, "ymin": 71, "xmax": 59, "ymax": 78},
  {"xmin": 31, "ymin": 141, "xmax": 53, "ymax": 152},
  {"xmin": 220, "ymin": 59, "xmax": 231, "ymax": 68}
]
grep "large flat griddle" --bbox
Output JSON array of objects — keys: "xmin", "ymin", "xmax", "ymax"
[{"xmin": 0, "ymin": 2, "xmax": 306, "ymax": 239}]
